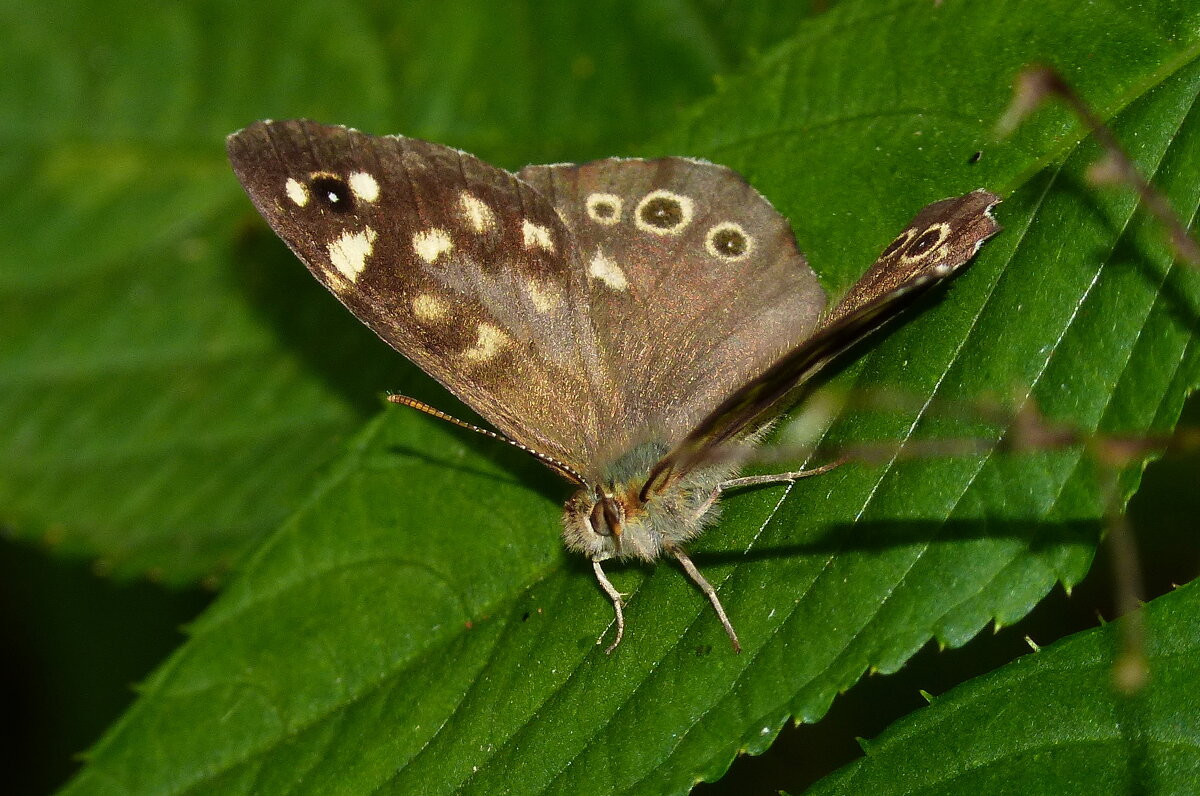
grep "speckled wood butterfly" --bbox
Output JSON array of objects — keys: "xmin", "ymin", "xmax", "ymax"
[{"xmin": 228, "ymin": 120, "xmax": 1000, "ymax": 651}]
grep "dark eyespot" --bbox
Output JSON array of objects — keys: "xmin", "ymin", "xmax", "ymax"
[
  {"xmin": 711, "ymin": 227, "xmax": 748, "ymax": 257},
  {"xmin": 310, "ymin": 175, "xmax": 354, "ymax": 213},
  {"xmin": 907, "ymin": 226, "xmax": 945, "ymax": 257},
  {"xmin": 705, "ymin": 222, "xmax": 754, "ymax": 260},
  {"xmin": 586, "ymin": 193, "xmax": 623, "ymax": 224},
  {"xmin": 880, "ymin": 231, "xmax": 912, "ymax": 258},
  {"xmin": 640, "ymin": 196, "xmax": 683, "ymax": 229}
]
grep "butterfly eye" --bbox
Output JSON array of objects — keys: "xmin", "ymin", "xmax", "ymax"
[
  {"xmin": 705, "ymin": 222, "xmax": 754, "ymax": 261},
  {"xmin": 589, "ymin": 501, "xmax": 611, "ymax": 536},
  {"xmin": 588, "ymin": 495, "xmax": 625, "ymax": 537},
  {"xmin": 635, "ymin": 190, "xmax": 694, "ymax": 235},
  {"xmin": 904, "ymin": 224, "xmax": 950, "ymax": 259},
  {"xmin": 309, "ymin": 174, "xmax": 355, "ymax": 213}
]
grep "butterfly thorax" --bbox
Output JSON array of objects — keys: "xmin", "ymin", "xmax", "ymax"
[{"xmin": 561, "ymin": 441, "xmax": 738, "ymax": 563}]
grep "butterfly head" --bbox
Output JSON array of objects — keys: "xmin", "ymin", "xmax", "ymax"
[{"xmin": 561, "ymin": 441, "xmax": 737, "ymax": 563}]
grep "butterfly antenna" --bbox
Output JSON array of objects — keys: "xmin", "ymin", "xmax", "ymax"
[{"xmin": 387, "ymin": 394, "xmax": 586, "ymax": 485}]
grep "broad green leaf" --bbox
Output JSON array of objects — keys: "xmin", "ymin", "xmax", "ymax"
[
  {"xmin": 808, "ymin": 581, "xmax": 1200, "ymax": 794},
  {"xmin": 61, "ymin": 1, "xmax": 1200, "ymax": 795},
  {"xmin": 0, "ymin": 0, "xmax": 770, "ymax": 582}
]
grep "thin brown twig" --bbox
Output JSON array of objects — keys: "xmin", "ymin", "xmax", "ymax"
[{"xmin": 997, "ymin": 65, "xmax": 1200, "ymax": 268}]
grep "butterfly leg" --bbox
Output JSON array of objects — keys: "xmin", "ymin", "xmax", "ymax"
[
  {"xmin": 717, "ymin": 458, "xmax": 845, "ymax": 492},
  {"xmin": 668, "ymin": 546, "xmax": 742, "ymax": 653},
  {"xmin": 592, "ymin": 560, "xmax": 626, "ymax": 654}
]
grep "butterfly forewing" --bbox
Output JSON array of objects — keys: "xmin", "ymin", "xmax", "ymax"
[
  {"xmin": 227, "ymin": 120, "xmax": 610, "ymax": 471},
  {"xmin": 651, "ymin": 189, "xmax": 1001, "ymax": 486},
  {"xmin": 826, "ymin": 189, "xmax": 1002, "ymax": 324},
  {"xmin": 518, "ymin": 158, "xmax": 827, "ymax": 464}
]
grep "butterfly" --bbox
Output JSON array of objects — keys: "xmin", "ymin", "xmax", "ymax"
[{"xmin": 227, "ymin": 120, "xmax": 1000, "ymax": 652}]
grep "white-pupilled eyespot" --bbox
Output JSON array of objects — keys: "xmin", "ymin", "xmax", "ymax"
[
  {"xmin": 901, "ymin": 223, "xmax": 951, "ymax": 262},
  {"xmin": 704, "ymin": 222, "xmax": 754, "ymax": 261},
  {"xmin": 635, "ymin": 190, "xmax": 694, "ymax": 235},
  {"xmin": 308, "ymin": 173, "xmax": 355, "ymax": 213}
]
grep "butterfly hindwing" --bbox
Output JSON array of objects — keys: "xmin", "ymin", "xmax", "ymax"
[{"xmin": 518, "ymin": 158, "xmax": 827, "ymax": 464}]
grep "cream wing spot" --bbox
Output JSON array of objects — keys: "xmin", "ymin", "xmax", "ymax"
[
  {"xmin": 459, "ymin": 192, "xmax": 496, "ymax": 232},
  {"xmin": 585, "ymin": 192, "xmax": 623, "ymax": 225},
  {"xmin": 526, "ymin": 281, "xmax": 559, "ymax": 313},
  {"xmin": 285, "ymin": 177, "xmax": 309, "ymax": 207},
  {"xmin": 412, "ymin": 294, "xmax": 448, "ymax": 321},
  {"xmin": 327, "ymin": 226, "xmax": 378, "ymax": 282},
  {"xmin": 413, "ymin": 228, "xmax": 454, "ymax": 263},
  {"xmin": 348, "ymin": 172, "xmax": 380, "ymax": 203},
  {"xmin": 522, "ymin": 219, "xmax": 555, "ymax": 252},
  {"xmin": 463, "ymin": 322, "xmax": 508, "ymax": 362},
  {"xmin": 588, "ymin": 250, "xmax": 628, "ymax": 291}
]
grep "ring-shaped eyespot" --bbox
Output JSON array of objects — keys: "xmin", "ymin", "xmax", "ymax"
[
  {"xmin": 902, "ymin": 223, "xmax": 951, "ymax": 262},
  {"xmin": 705, "ymin": 221, "xmax": 754, "ymax": 261},
  {"xmin": 586, "ymin": 193, "xmax": 623, "ymax": 225},
  {"xmin": 635, "ymin": 189, "xmax": 694, "ymax": 235}
]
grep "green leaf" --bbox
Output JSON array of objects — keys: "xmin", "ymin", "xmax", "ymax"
[
  {"xmin": 807, "ymin": 581, "xmax": 1200, "ymax": 794},
  {"xmin": 0, "ymin": 0, "xmax": 772, "ymax": 582},
  {"xmin": 58, "ymin": 1, "xmax": 1200, "ymax": 794}
]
